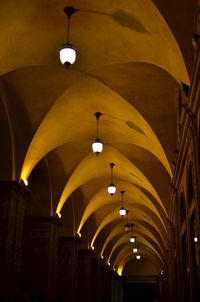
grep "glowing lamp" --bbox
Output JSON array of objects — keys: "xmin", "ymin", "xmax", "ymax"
[
  {"xmin": 130, "ymin": 236, "xmax": 136, "ymax": 243},
  {"xmin": 92, "ymin": 112, "xmax": 103, "ymax": 155},
  {"xmin": 92, "ymin": 138, "xmax": 103, "ymax": 154},
  {"xmin": 60, "ymin": 44, "xmax": 76, "ymax": 66},
  {"xmin": 107, "ymin": 183, "xmax": 116, "ymax": 195},
  {"xmin": 119, "ymin": 207, "xmax": 126, "ymax": 216},
  {"xmin": 60, "ymin": 6, "xmax": 77, "ymax": 68}
]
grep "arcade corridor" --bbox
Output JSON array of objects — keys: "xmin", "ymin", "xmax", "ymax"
[{"xmin": 0, "ymin": 1, "xmax": 199, "ymax": 301}]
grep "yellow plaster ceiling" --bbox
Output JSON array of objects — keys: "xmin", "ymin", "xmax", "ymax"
[{"xmin": 0, "ymin": 0, "xmax": 193, "ymax": 274}]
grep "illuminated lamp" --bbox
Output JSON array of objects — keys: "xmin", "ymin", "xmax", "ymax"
[
  {"xmin": 60, "ymin": 6, "xmax": 77, "ymax": 68},
  {"xmin": 92, "ymin": 112, "xmax": 103, "ymax": 155},
  {"xmin": 130, "ymin": 236, "xmax": 136, "ymax": 243},
  {"xmin": 119, "ymin": 191, "xmax": 126, "ymax": 216},
  {"xmin": 107, "ymin": 163, "xmax": 116, "ymax": 196}
]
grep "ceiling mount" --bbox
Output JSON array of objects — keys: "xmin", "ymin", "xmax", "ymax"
[{"xmin": 64, "ymin": 6, "xmax": 77, "ymax": 19}]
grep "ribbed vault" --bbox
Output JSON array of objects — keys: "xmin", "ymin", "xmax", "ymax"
[{"xmin": 0, "ymin": 0, "xmax": 193, "ymax": 275}]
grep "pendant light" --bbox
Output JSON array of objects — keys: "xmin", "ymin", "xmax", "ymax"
[
  {"xmin": 119, "ymin": 190, "xmax": 126, "ymax": 216},
  {"xmin": 59, "ymin": 6, "xmax": 77, "ymax": 68},
  {"xmin": 130, "ymin": 236, "xmax": 136, "ymax": 243},
  {"xmin": 129, "ymin": 224, "xmax": 136, "ymax": 243},
  {"xmin": 107, "ymin": 163, "xmax": 116, "ymax": 196},
  {"xmin": 133, "ymin": 246, "xmax": 138, "ymax": 253},
  {"xmin": 124, "ymin": 209, "xmax": 130, "ymax": 232},
  {"xmin": 92, "ymin": 112, "xmax": 103, "ymax": 155}
]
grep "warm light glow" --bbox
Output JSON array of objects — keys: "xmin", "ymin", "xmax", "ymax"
[
  {"xmin": 119, "ymin": 207, "xmax": 126, "ymax": 216},
  {"xmin": 130, "ymin": 236, "xmax": 136, "ymax": 243},
  {"xmin": 194, "ymin": 236, "xmax": 198, "ymax": 243},
  {"xmin": 136, "ymin": 255, "xmax": 141, "ymax": 260},
  {"xmin": 92, "ymin": 139, "xmax": 103, "ymax": 155},
  {"xmin": 77, "ymin": 232, "xmax": 82, "ymax": 238},
  {"xmin": 59, "ymin": 44, "xmax": 76, "ymax": 65},
  {"xmin": 107, "ymin": 261, "xmax": 110, "ymax": 266},
  {"xmin": 107, "ymin": 184, "xmax": 116, "ymax": 195},
  {"xmin": 101, "ymin": 255, "xmax": 104, "ymax": 259},
  {"xmin": 91, "ymin": 246, "xmax": 95, "ymax": 250},
  {"xmin": 23, "ymin": 179, "xmax": 28, "ymax": 186},
  {"xmin": 133, "ymin": 247, "xmax": 138, "ymax": 253},
  {"xmin": 57, "ymin": 212, "xmax": 61, "ymax": 218}
]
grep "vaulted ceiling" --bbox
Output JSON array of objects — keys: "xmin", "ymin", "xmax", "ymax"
[{"xmin": 0, "ymin": 0, "xmax": 194, "ymax": 275}]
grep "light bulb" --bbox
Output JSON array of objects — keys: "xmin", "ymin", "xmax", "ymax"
[
  {"xmin": 136, "ymin": 255, "xmax": 141, "ymax": 260},
  {"xmin": 133, "ymin": 247, "xmax": 138, "ymax": 253}
]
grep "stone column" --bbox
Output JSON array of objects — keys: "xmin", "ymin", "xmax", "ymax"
[
  {"xmin": 77, "ymin": 249, "xmax": 96, "ymax": 302},
  {"xmin": 93, "ymin": 257, "xmax": 103, "ymax": 302},
  {"xmin": 0, "ymin": 181, "xmax": 28, "ymax": 302},
  {"xmin": 100, "ymin": 264, "xmax": 113, "ymax": 302},
  {"xmin": 56, "ymin": 236, "xmax": 79, "ymax": 301},
  {"xmin": 21, "ymin": 216, "xmax": 61, "ymax": 302},
  {"xmin": 117, "ymin": 275, "xmax": 123, "ymax": 302}
]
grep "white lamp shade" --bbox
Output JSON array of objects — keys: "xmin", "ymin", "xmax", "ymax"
[
  {"xmin": 60, "ymin": 44, "xmax": 76, "ymax": 65},
  {"xmin": 107, "ymin": 183, "xmax": 116, "ymax": 195},
  {"xmin": 119, "ymin": 207, "xmax": 126, "ymax": 216},
  {"xmin": 130, "ymin": 236, "xmax": 136, "ymax": 243},
  {"xmin": 136, "ymin": 255, "xmax": 141, "ymax": 259},
  {"xmin": 92, "ymin": 139, "xmax": 103, "ymax": 154},
  {"xmin": 133, "ymin": 247, "xmax": 138, "ymax": 253}
]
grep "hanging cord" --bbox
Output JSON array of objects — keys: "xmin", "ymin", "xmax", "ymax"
[
  {"xmin": 64, "ymin": 6, "xmax": 78, "ymax": 44},
  {"xmin": 94, "ymin": 112, "xmax": 102, "ymax": 139}
]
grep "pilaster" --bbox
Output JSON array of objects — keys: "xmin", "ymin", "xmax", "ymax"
[
  {"xmin": 0, "ymin": 181, "xmax": 28, "ymax": 302},
  {"xmin": 21, "ymin": 216, "xmax": 61, "ymax": 302},
  {"xmin": 56, "ymin": 236, "xmax": 80, "ymax": 301}
]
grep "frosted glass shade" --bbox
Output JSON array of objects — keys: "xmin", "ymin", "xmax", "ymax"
[
  {"xmin": 119, "ymin": 207, "xmax": 126, "ymax": 216},
  {"xmin": 107, "ymin": 183, "xmax": 116, "ymax": 195},
  {"xmin": 130, "ymin": 236, "xmax": 136, "ymax": 243},
  {"xmin": 60, "ymin": 44, "xmax": 76, "ymax": 65},
  {"xmin": 92, "ymin": 139, "xmax": 103, "ymax": 154}
]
